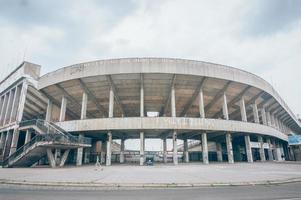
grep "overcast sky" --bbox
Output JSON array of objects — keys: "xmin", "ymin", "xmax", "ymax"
[{"xmin": 0, "ymin": 1, "xmax": 300, "ymax": 129}]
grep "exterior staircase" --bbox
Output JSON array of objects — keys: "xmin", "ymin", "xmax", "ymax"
[{"xmin": 2, "ymin": 119, "xmax": 91, "ymax": 168}]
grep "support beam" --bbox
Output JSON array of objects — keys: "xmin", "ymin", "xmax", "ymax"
[
  {"xmin": 106, "ymin": 75, "xmax": 125, "ymax": 117},
  {"xmin": 106, "ymin": 131, "xmax": 112, "ymax": 166},
  {"xmin": 252, "ymin": 102, "xmax": 259, "ymax": 123},
  {"xmin": 59, "ymin": 96, "xmax": 67, "ymax": 122},
  {"xmin": 244, "ymin": 135, "xmax": 253, "ymax": 163},
  {"xmin": 81, "ymin": 92, "xmax": 88, "ymax": 120},
  {"xmin": 240, "ymin": 97, "xmax": 247, "ymax": 122},
  {"xmin": 171, "ymin": 85, "xmax": 176, "ymax": 117},
  {"xmin": 180, "ymin": 77, "xmax": 206, "ymax": 117},
  {"xmin": 173, "ymin": 130, "xmax": 178, "ymax": 165},
  {"xmin": 45, "ymin": 99, "xmax": 53, "ymax": 121},
  {"xmin": 120, "ymin": 138, "xmax": 125, "ymax": 164},
  {"xmin": 222, "ymin": 93, "xmax": 229, "ymax": 120},
  {"xmin": 8, "ymin": 87, "xmax": 18, "ymax": 124},
  {"xmin": 226, "ymin": 133, "xmax": 234, "ymax": 164},
  {"xmin": 202, "ymin": 133, "xmax": 209, "ymax": 164},
  {"xmin": 258, "ymin": 136, "xmax": 266, "ymax": 161},
  {"xmin": 163, "ymin": 138, "xmax": 167, "ymax": 163},
  {"xmin": 260, "ymin": 108, "xmax": 267, "ymax": 125},
  {"xmin": 140, "ymin": 74, "xmax": 144, "ymax": 117},
  {"xmin": 199, "ymin": 88, "xmax": 205, "ymax": 118},
  {"xmin": 183, "ymin": 138, "xmax": 189, "ymax": 163},
  {"xmin": 59, "ymin": 149, "xmax": 70, "ymax": 167},
  {"xmin": 140, "ymin": 132, "xmax": 144, "ymax": 166},
  {"xmin": 9, "ymin": 129, "xmax": 19, "ymax": 156},
  {"xmin": 109, "ymin": 86, "xmax": 114, "ymax": 118},
  {"xmin": 205, "ymin": 81, "xmax": 231, "ymax": 114},
  {"xmin": 78, "ymin": 79, "xmax": 107, "ymax": 116},
  {"xmin": 46, "ymin": 149, "xmax": 56, "ymax": 168},
  {"xmin": 160, "ymin": 74, "xmax": 176, "ymax": 116}
]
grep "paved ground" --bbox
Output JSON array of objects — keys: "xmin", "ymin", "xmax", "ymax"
[
  {"xmin": 1, "ymin": 182, "xmax": 301, "ymax": 200},
  {"xmin": 0, "ymin": 162, "xmax": 301, "ymax": 186}
]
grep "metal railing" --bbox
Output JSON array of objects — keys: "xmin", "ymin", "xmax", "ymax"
[{"xmin": 3, "ymin": 119, "xmax": 91, "ymax": 167}]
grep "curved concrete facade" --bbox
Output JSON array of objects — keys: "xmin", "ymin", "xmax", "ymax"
[{"xmin": 1, "ymin": 58, "xmax": 300, "ymax": 167}]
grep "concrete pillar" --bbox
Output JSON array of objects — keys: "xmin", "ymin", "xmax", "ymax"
[
  {"xmin": 3, "ymin": 90, "xmax": 13, "ymax": 125},
  {"xmin": 24, "ymin": 130, "xmax": 31, "ymax": 144},
  {"xmin": 270, "ymin": 114, "xmax": 275, "ymax": 128},
  {"xmin": 59, "ymin": 149, "xmax": 70, "ymax": 167},
  {"xmin": 202, "ymin": 133, "xmax": 209, "ymax": 164},
  {"xmin": 16, "ymin": 81, "xmax": 28, "ymax": 123},
  {"xmin": 260, "ymin": 108, "xmax": 267, "ymax": 125},
  {"xmin": 222, "ymin": 93, "xmax": 229, "ymax": 120},
  {"xmin": 54, "ymin": 149, "xmax": 61, "ymax": 165},
  {"xmin": 120, "ymin": 138, "xmax": 125, "ymax": 164},
  {"xmin": 9, "ymin": 129, "xmax": 19, "ymax": 156},
  {"xmin": 0, "ymin": 93, "xmax": 9, "ymax": 126},
  {"xmin": 183, "ymin": 138, "xmax": 189, "ymax": 163},
  {"xmin": 0, "ymin": 132, "xmax": 6, "ymax": 151},
  {"xmin": 226, "ymin": 133, "xmax": 234, "ymax": 164},
  {"xmin": 84, "ymin": 148, "xmax": 90, "ymax": 164},
  {"xmin": 140, "ymin": 74, "xmax": 144, "ymax": 117},
  {"xmin": 106, "ymin": 131, "xmax": 112, "ymax": 166},
  {"xmin": 244, "ymin": 135, "xmax": 253, "ymax": 163},
  {"xmin": 76, "ymin": 134, "xmax": 84, "ymax": 166},
  {"xmin": 171, "ymin": 86, "xmax": 176, "ymax": 117},
  {"xmin": 81, "ymin": 92, "xmax": 88, "ymax": 120},
  {"xmin": 140, "ymin": 132, "xmax": 144, "ymax": 166},
  {"xmin": 46, "ymin": 149, "xmax": 56, "ymax": 168},
  {"xmin": 266, "ymin": 112, "xmax": 272, "ymax": 126},
  {"xmin": 252, "ymin": 103, "xmax": 259, "ymax": 123},
  {"xmin": 163, "ymin": 138, "xmax": 167, "ymax": 163},
  {"xmin": 45, "ymin": 99, "xmax": 53, "ymax": 121},
  {"xmin": 172, "ymin": 130, "xmax": 178, "ymax": 165},
  {"xmin": 216, "ymin": 143, "xmax": 223, "ymax": 162},
  {"xmin": 59, "ymin": 96, "xmax": 67, "ymax": 122},
  {"xmin": 266, "ymin": 138, "xmax": 274, "ymax": 161},
  {"xmin": 109, "ymin": 86, "xmax": 114, "ymax": 118},
  {"xmin": 8, "ymin": 87, "xmax": 18, "ymax": 124},
  {"xmin": 240, "ymin": 97, "xmax": 247, "ymax": 122},
  {"xmin": 199, "ymin": 89, "xmax": 205, "ymax": 118}
]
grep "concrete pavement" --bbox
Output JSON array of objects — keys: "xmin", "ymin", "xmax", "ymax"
[{"xmin": 1, "ymin": 162, "xmax": 301, "ymax": 188}]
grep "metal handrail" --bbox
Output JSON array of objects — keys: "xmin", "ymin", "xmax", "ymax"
[{"xmin": 3, "ymin": 120, "xmax": 91, "ymax": 167}]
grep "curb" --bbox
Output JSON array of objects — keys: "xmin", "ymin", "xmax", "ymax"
[{"xmin": 1, "ymin": 178, "xmax": 301, "ymax": 189}]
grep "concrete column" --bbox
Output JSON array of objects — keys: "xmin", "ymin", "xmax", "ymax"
[
  {"xmin": 226, "ymin": 133, "xmax": 234, "ymax": 164},
  {"xmin": 59, "ymin": 96, "xmax": 67, "ymax": 122},
  {"xmin": 46, "ymin": 149, "xmax": 56, "ymax": 168},
  {"xmin": 199, "ymin": 89, "xmax": 205, "ymax": 118},
  {"xmin": 0, "ymin": 93, "xmax": 9, "ymax": 126},
  {"xmin": 24, "ymin": 130, "xmax": 31, "ymax": 144},
  {"xmin": 244, "ymin": 135, "xmax": 253, "ymax": 163},
  {"xmin": 252, "ymin": 103, "xmax": 259, "ymax": 123},
  {"xmin": 3, "ymin": 90, "xmax": 13, "ymax": 125},
  {"xmin": 240, "ymin": 97, "xmax": 247, "ymax": 122},
  {"xmin": 9, "ymin": 129, "xmax": 19, "ymax": 156},
  {"xmin": 84, "ymin": 148, "xmax": 90, "ymax": 164},
  {"xmin": 216, "ymin": 143, "xmax": 223, "ymax": 162},
  {"xmin": 266, "ymin": 138, "xmax": 274, "ymax": 161},
  {"xmin": 140, "ymin": 74, "xmax": 144, "ymax": 117},
  {"xmin": 202, "ymin": 133, "xmax": 209, "ymax": 164},
  {"xmin": 171, "ymin": 86, "xmax": 176, "ymax": 117},
  {"xmin": 8, "ymin": 87, "xmax": 18, "ymax": 124},
  {"xmin": 140, "ymin": 132, "xmax": 144, "ymax": 166},
  {"xmin": 163, "ymin": 138, "xmax": 167, "ymax": 163},
  {"xmin": 54, "ymin": 149, "xmax": 61, "ymax": 165},
  {"xmin": 106, "ymin": 131, "xmax": 112, "ymax": 166},
  {"xmin": 172, "ymin": 130, "xmax": 178, "ymax": 165},
  {"xmin": 81, "ymin": 92, "xmax": 88, "ymax": 120},
  {"xmin": 45, "ymin": 99, "xmax": 53, "ymax": 121},
  {"xmin": 270, "ymin": 114, "xmax": 275, "ymax": 128},
  {"xmin": 275, "ymin": 117, "xmax": 280, "ymax": 130},
  {"xmin": 16, "ymin": 81, "xmax": 28, "ymax": 123},
  {"xmin": 260, "ymin": 108, "xmax": 267, "ymax": 125},
  {"xmin": 120, "ymin": 138, "xmax": 125, "ymax": 164},
  {"xmin": 183, "ymin": 138, "xmax": 189, "ymax": 163},
  {"xmin": 109, "ymin": 87, "xmax": 114, "ymax": 118},
  {"xmin": 59, "ymin": 149, "xmax": 70, "ymax": 167},
  {"xmin": 266, "ymin": 112, "xmax": 271, "ymax": 126},
  {"xmin": 0, "ymin": 132, "xmax": 6, "ymax": 151},
  {"xmin": 222, "ymin": 93, "xmax": 229, "ymax": 120},
  {"xmin": 76, "ymin": 134, "xmax": 84, "ymax": 166}
]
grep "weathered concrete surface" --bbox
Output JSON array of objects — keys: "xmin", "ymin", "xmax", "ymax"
[
  {"xmin": 0, "ymin": 162, "xmax": 301, "ymax": 185},
  {"xmin": 56, "ymin": 117, "xmax": 288, "ymax": 141},
  {"xmin": 37, "ymin": 58, "xmax": 301, "ymax": 130}
]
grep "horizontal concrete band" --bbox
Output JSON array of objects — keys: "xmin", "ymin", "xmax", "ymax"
[
  {"xmin": 56, "ymin": 117, "xmax": 288, "ymax": 141},
  {"xmin": 38, "ymin": 58, "xmax": 301, "ymax": 128}
]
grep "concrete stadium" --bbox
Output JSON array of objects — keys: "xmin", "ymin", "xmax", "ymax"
[{"xmin": 0, "ymin": 57, "xmax": 301, "ymax": 168}]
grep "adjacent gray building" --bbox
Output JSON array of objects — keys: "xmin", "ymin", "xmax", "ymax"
[{"xmin": 0, "ymin": 58, "xmax": 300, "ymax": 168}]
